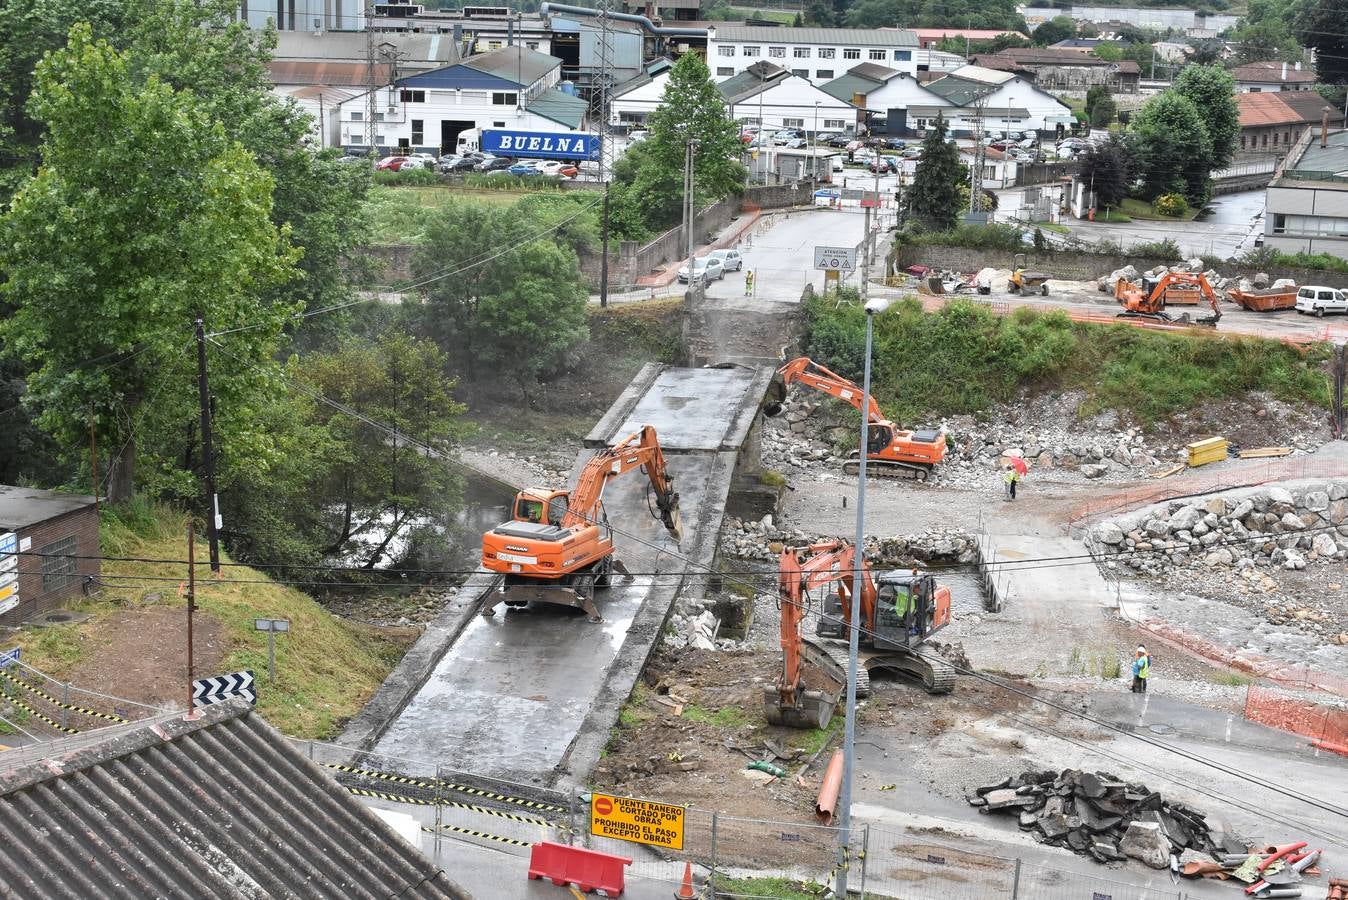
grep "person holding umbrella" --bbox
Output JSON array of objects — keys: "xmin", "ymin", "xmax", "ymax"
[{"xmin": 1003, "ymin": 453, "xmax": 1027, "ymax": 501}]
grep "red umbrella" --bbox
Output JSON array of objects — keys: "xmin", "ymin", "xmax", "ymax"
[{"xmin": 1008, "ymin": 455, "xmax": 1029, "ymax": 476}]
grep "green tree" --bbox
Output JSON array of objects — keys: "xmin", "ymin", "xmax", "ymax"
[
  {"xmin": 1296, "ymin": 0, "xmax": 1348, "ymax": 83},
  {"xmin": 1092, "ymin": 42, "xmax": 1123, "ymax": 61},
  {"xmin": 1232, "ymin": 0, "xmax": 1304, "ymax": 63},
  {"xmin": 1085, "ymin": 84, "xmax": 1118, "ymax": 127},
  {"xmin": 1032, "ymin": 16, "xmax": 1075, "ymax": 45},
  {"xmin": 1077, "ymin": 136, "xmax": 1132, "ymax": 209},
  {"xmin": 906, "ymin": 115, "xmax": 964, "ymax": 230},
  {"xmin": 805, "ymin": 0, "xmax": 835, "ymax": 26},
  {"xmin": 1187, "ymin": 39, "xmax": 1225, "ymax": 65},
  {"xmin": 0, "ymin": 27, "xmax": 299, "ymax": 501},
  {"xmin": 1173, "ymin": 64, "xmax": 1238, "ymax": 169},
  {"xmin": 646, "ymin": 53, "xmax": 745, "ymax": 203},
  {"xmin": 1129, "ymin": 91, "xmax": 1213, "ymax": 204}
]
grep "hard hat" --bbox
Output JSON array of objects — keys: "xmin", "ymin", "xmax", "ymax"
[{"xmin": 1136, "ymin": 645, "xmax": 1146, "ymax": 654}]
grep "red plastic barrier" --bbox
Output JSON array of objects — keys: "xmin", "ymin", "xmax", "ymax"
[{"xmin": 528, "ymin": 841, "xmax": 632, "ymax": 896}]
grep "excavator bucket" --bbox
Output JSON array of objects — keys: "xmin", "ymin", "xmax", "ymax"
[
  {"xmin": 663, "ymin": 501, "xmax": 684, "ymax": 545},
  {"xmin": 763, "ymin": 375, "xmax": 788, "ymax": 418},
  {"xmin": 763, "ymin": 685, "xmax": 838, "ymax": 729}
]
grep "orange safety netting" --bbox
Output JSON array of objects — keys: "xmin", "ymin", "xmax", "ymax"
[{"xmin": 1244, "ymin": 685, "xmax": 1348, "ymax": 754}]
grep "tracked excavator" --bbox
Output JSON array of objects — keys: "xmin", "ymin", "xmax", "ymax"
[
  {"xmin": 480, "ymin": 425, "xmax": 682, "ymax": 623},
  {"xmin": 765, "ymin": 539, "xmax": 956, "ymax": 729},
  {"xmin": 1115, "ymin": 272, "xmax": 1222, "ymax": 327},
  {"xmin": 764, "ymin": 357, "xmax": 946, "ymax": 480}
]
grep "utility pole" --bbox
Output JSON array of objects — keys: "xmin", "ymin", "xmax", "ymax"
[
  {"xmin": 194, "ymin": 318, "xmax": 221, "ymax": 575},
  {"xmin": 365, "ymin": 2, "xmax": 378, "ymax": 162},
  {"xmin": 682, "ymin": 141, "xmax": 697, "ymax": 269},
  {"xmin": 186, "ymin": 520, "xmax": 197, "ymax": 714},
  {"xmin": 860, "ymin": 203, "xmax": 871, "ymax": 301},
  {"xmin": 88, "ymin": 412, "xmax": 99, "ymax": 513},
  {"xmin": 595, "ymin": 0, "xmax": 615, "ymax": 307}
]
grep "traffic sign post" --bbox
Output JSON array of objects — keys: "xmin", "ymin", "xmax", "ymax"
[
  {"xmin": 253, "ymin": 618, "xmax": 290, "ymax": 685},
  {"xmin": 590, "ymin": 792, "xmax": 686, "ymax": 850},
  {"xmin": 814, "ymin": 245, "xmax": 857, "ymax": 272},
  {"xmin": 192, "ymin": 670, "xmax": 256, "ymax": 708}
]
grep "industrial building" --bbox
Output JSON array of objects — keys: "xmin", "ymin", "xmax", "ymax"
[
  {"xmin": 706, "ymin": 26, "xmax": 920, "ymax": 85},
  {"xmin": 1264, "ymin": 129, "xmax": 1348, "ymax": 255},
  {"xmin": 0, "ymin": 485, "xmax": 99, "ymax": 627}
]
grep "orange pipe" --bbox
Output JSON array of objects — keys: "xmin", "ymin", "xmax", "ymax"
[
  {"xmin": 1311, "ymin": 738, "xmax": 1348, "ymax": 756},
  {"xmin": 815, "ymin": 749, "xmax": 844, "ymax": 824},
  {"xmin": 1258, "ymin": 841, "xmax": 1307, "ymax": 872}
]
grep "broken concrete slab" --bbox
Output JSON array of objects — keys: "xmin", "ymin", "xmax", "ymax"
[{"xmin": 1120, "ymin": 821, "xmax": 1170, "ymax": 869}]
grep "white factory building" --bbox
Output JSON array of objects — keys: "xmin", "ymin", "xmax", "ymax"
[{"xmin": 705, "ymin": 26, "xmax": 920, "ymax": 85}]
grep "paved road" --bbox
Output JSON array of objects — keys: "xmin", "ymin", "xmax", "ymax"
[
  {"xmin": 1052, "ymin": 189, "xmax": 1268, "ymax": 259},
  {"xmin": 718, "ymin": 207, "xmax": 875, "ymax": 302}
]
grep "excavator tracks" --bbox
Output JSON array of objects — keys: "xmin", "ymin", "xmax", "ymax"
[
  {"xmin": 863, "ymin": 650, "xmax": 957, "ymax": 695},
  {"xmin": 803, "ymin": 639, "xmax": 870, "ymax": 699},
  {"xmin": 841, "ymin": 458, "xmax": 932, "ymax": 481}
]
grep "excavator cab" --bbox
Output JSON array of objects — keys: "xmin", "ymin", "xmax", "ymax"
[{"xmin": 874, "ymin": 570, "xmax": 951, "ymax": 650}]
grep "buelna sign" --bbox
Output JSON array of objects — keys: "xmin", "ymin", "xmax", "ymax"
[{"xmin": 481, "ymin": 129, "xmax": 599, "ymax": 161}]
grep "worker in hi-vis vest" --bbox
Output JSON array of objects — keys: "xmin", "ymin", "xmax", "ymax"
[{"xmin": 1130, "ymin": 646, "xmax": 1150, "ymax": 693}]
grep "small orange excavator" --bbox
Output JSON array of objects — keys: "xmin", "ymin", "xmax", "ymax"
[
  {"xmin": 1115, "ymin": 271, "xmax": 1222, "ymax": 327},
  {"xmin": 765, "ymin": 357, "xmax": 946, "ymax": 480},
  {"xmin": 480, "ymin": 425, "xmax": 682, "ymax": 622},
  {"xmin": 765, "ymin": 539, "xmax": 955, "ymax": 729}
]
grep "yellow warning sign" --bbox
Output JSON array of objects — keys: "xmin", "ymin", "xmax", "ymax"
[{"xmin": 590, "ymin": 792, "xmax": 685, "ymax": 850}]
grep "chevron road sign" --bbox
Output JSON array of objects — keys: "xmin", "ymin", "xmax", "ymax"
[{"xmin": 192, "ymin": 669, "xmax": 255, "ymax": 708}]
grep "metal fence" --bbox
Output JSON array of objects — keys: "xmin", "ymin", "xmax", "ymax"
[{"xmin": 290, "ymin": 738, "xmax": 1222, "ymax": 899}]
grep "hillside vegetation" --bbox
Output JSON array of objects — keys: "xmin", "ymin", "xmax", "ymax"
[
  {"xmin": 803, "ymin": 295, "xmax": 1331, "ymax": 425},
  {"xmin": 12, "ymin": 501, "xmax": 410, "ymax": 738}
]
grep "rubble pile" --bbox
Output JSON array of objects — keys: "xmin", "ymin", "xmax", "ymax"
[
  {"xmin": 720, "ymin": 517, "xmax": 978, "ymax": 565},
  {"xmin": 1095, "ymin": 259, "xmax": 1233, "ymax": 293},
  {"xmin": 969, "ymin": 768, "xmax": 1215, "ymax": 867}
]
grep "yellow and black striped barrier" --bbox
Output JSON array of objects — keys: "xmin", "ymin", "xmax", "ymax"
[
  {"xmin": 0, "ymin": 670, "xmax": 129, "ymax": 724},
  {"xmin": 421, "ymin": 823, "xmax": 533, "ymax": 849},
  {"xmin": 323, "ymin": 762, "xmax": 567, "ymax": 813},
  {"xmin": 9, "ymin": 696, "xmax": 78, "ymax": 735},
  {"xmin": 343, "ymin": 785, "xmax": 566, "ymax": 831}
]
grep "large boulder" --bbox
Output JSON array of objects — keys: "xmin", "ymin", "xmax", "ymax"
[
  {"xmin": 1097, "ymin": 523, "xmax": 1125, "ymax": 545},
  {"xmin": 1167, "ymin": 506, "xmax": 1202, "ymax": 532},
  {"xmin": 1304, "ymin": 491, "xmax": 1330, "ymax": 512},
  {"xmin": 1312, "ymin": 533, "xmax": 1339, "ymax": 557},
  {"xmin": 1229, "ymin": 498, "xmax": 1254, "ymax": 521},
  {"xmin": 1120, "ymin": 821, "xmax": 1170, "ymax": 869},
  {"xmin": 1082, "ymin": 464, "xmax": 1109, "ymax": 479}
]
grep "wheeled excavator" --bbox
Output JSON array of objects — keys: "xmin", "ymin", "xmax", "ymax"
[
  {"xmin": 764, "ymin": 357, "xmax": 946, "ymax": 480},
  {"xmin": 480, "ymin": 425, "xmax": 682, "ymax": 623},
  {"xmin": 1115, "ymin": 271, "xmax": 1222, "ymax": 327},
  {"xmin": 765, "ymin": 539, "xmax": 955, "ymax": 729}
]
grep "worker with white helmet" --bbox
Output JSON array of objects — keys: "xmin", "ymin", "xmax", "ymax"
[{"xmin": 1130, "ymin": 645, "xmax": 1151, "ymax": 693}]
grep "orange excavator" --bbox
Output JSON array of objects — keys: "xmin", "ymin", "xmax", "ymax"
[
  {"xmin": 480, "ymin": 425, "xmax": 682, "ymax": 623},
  {"xmin": 1115, "ymin": 271, "xmax": 1221, "ymax": 327},
  {"xmin": 765, "ymin": 357, "xmax": 946, "ymax": 480},
  {"xmin": 765, "ymin": 539, "xmax": 955, "ymax": 729}
]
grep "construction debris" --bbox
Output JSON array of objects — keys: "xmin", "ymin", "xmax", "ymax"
[
  {"xmin": 969, "ymin": 768, "xmax": 1216, "ymax": 866},
  {"xmin": 1239, "ymin": 447, "xmax": 1294, "ymax": 460}
]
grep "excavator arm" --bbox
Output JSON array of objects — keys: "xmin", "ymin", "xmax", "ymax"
[
  {"xmin": 562, "ymin": 425, "xmax": 683, "ymax": 542},
  {"xmin": 772, "ymin": 357, "xmax": 885, "ymax": 423}
]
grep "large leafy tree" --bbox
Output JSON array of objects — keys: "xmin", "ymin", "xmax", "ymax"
[
  {"xmin": 0, "ymin": 27, "xmax": 299, "ymax": 500},
  {"xmin": 1296, "ymin": 0, "xmax": 1348, "ymax": 83},
  {"xmin": 843, "ymin": 0, "xmax": 1025, "ymax": 29},
  {"xmin": 1031, "ymin": 16, "xmax": 1076, "ymax": 46},
  {"xmin": 1077, "ymin": 137, "xmax": 1133, "ymax": 209},
  {"xmin": 1233, "ymin": 0, "xmax": 1304, "ymax": 64},
  {"xmin": 1173, "ymin": 64, "xmax": 1239, "ymax": 170},
  {"xmin": 906, "ymin": 115, "xmax": 964, "ymax": 231},
  {"xmin": 1128, "ymin": 91, "xmax": 1213, "ymax": 204},
  {"xmin": 646, "ymin": 53, "xmax": 745, "ymax": 204}
]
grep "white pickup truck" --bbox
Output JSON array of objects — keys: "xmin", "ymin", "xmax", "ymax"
[{"xmin": 1294, "ymin": 285, "xmax": 1348, "ymax": 317}]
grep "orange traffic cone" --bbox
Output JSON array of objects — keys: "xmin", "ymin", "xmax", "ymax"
[{"xmin": 674, "ymin": 861, "xmax": 696, "ymax": 899}]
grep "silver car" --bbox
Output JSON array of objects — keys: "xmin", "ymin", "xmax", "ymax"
[
  {"xmin": 707, "ymin": 249, "xmax": 743, "ymax": 271},
  {"xmin": 677, "ymin": 256, "xmax": 726, "ymax": 283}
]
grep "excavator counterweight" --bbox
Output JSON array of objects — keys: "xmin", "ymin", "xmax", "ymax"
[
  {"xmin": 480, "ymin": 425, "xmax": 681, "ymax": 623},
  {"xmin": 1115, "ymin": 272, "xmax": 1222, "ymax": 327}
]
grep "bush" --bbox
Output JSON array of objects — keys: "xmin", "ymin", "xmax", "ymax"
[
  {"xmin": 1125, "ymin": 237, "xmax": 1181, "ymax": 261},
  {"xmin": 900, "ymin": 222, "xmax": 1029, "ymax": 253},
  {"xmin": 1238, "ymin": 246, "xmax": 1348, "ymax": 275},
  {"xmin": 371, "ymin": 166, "xmax": 440, "ymax": 186},
  {"xmin": 460, "ymin": 173, "xmax": 566, "ymax": 191},
  {"xmin": 1152, "ymin": 193, "xmax": 1189, "ymax": 218}
]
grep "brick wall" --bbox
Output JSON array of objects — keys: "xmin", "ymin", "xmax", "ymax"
[{"xmin": 1, "ymin": 505, "xmax": 100, "ymax": 626}]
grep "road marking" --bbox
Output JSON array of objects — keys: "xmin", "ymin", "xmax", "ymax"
[
  {"xmin": 1139, "ymin": 694, "xmax": 1150, "ymax": 723},
  {"xmin": 569, "ymin": 889, "xmax": 585, "ymax": 900},
  {"xmin": 1225, "ymin": 714, "xmax": 1233, "ymax": 742}
]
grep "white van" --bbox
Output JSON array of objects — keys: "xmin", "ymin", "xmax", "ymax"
[{"xmin": 1294, "ymin": 285, "xmax": 1348, "ymax": 317}]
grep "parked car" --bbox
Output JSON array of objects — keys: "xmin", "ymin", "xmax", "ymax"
[
  {"xmin": 901, "ymin": 146, "xmax": 923, "ymax": 159},
  {"xmin": 826, "ymin": 134, "xmax": 854, "ymax": 147},
  {"xmin": 507, "ymin": 161, "xmax": 541, "ymax": 176},
  {"xmin": 867, "ymin": 156, "xmax": 895, "ymax": 174},
  {"xmin": 707, "ymin": 248, "xmax": 743, "ymax": 271},
  {"xmin": 536, "ymin": 161, "xmax": 578, "ymax": 177},
  {"xmin": 628, "ymin": 129, "xmax": 649, "ymax": 142},
  {"xmin": 440, "ymin": 156, "xmax": 477, "ymax": 173},
  {"xmin": 831, "ymin": 155, "xmax": 845, "ymax": 172},
  {"xmin": 375, "ymin": 155, "xmax": 408, "ymax": 170},
  {"xmin": 677, "ymin": 256, "xmax": 726, "ymax": 283},
  {"xmin": 475, "ymin": 156, "xmax": 513, "ymax": 172},
  {"xmin": 773, "ymin": 129, "xmax": 805, "ymax": 144},
  {"xmin": 784, "ymin": 137, "xmax": 808, "ymax": 149},
  {"xmin": 1018, "ymin": 137, "xmax": 1038, "ymax": 149},
  {"xmin": 1295, "ymin": 285, "xmax": 1348, "ymax": 316},
  {"xmin": 815, "ymin": 131, "xmax": 841, "ymax": 143}
]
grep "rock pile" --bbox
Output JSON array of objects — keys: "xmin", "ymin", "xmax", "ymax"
[
  {"xmin": 721, "ymin": 517, "xmax": 978, "ymax": 565},
  {"xmin": 1091, "ymin": 482, "xmax": 1348, "ymax": 578},
  {"xmin": 1095, "ymin": 259, "xmax": 1233, "ymax": 294},
  {"xmin": 969, "ymin": 768, "xmax": 1215, "ymax": 867}
]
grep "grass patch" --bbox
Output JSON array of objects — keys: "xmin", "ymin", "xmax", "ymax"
[
  {"xmin": 15, "ymin": 501, "xmax": 409, "ymax": 739},
  {"xmin": 361, "ymin": 184, "xmax": 601, "ymax": 244},
  {"xmin": 1032, "ymin": 221, "xmax": 1070, "ymax": 234},
  {"xmin": 1239, "ymin": 246, "xmax": 1348, "ymax": 275},
  {"xmin": 761, "ymin": 469, "xmax": 787, "ymax": 488},
  {"xmin": 618, "ymin": 683, "xmax": 654, "ymax": 729},
  {"xmin": 1095, "ymin": 208, "xmax": 1133, "ymax": 223},
  {"xmin": 804, "ymin": 293, "xmax": 1333, "ymax": 425},
  {"xmin": 794, "ymin": 726, "xmax": 834, "ymax": 756},
  {"xmin": 716, "ymin": 876, "xmax": 830, "ymax": 899},
  {"xmin": 730, "ymin": 7, "xmax": 797, "ymax": 21},
  {"xmin": 1210, "ymin": 671, "xmax": 1256, "ymax": 687},
  {"xmin": 683, "ymin": 704, "xmax": 749, "ymax": 729},
  {"xmin": 1119, "ymin": 197, "xmax": 1201, "ymax": 222}
]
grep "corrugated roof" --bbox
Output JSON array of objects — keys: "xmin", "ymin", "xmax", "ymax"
[
  {"xmin": 274, "ymin": 31, "xmax": 458, "ymax": 66},
  {"xmin": 946, "ymin": 64, "xmax": 1017, "ymax": 85},
  {"xmin": 398, "ymin": 63, "xmax": 524, "ymax": 90},
  {"xmin": 270, "ymin": 60, "xmax": 390, "ymax": 87},
  {"xmin": 0, "ymin": 701, "xmax": 468, "ymax": 899},
  {"xmin": 848, "ymin": 62, "xmax": 903, "ymax": 83},
  {"xmin": 908, "ymin": 28, "xmax": 1026, "ymax": 40},
  {"xmin": 463, "ymin": 45, "xmax": 560, "ymax": 85},
  {"xmin": 717, "ymin": 61, "xmax": 791, "ymax": 103},
  {"xmin": 1231, "ymin": 60, "xmax": 1316, "ymax": 84},
  {"xmin": 1239, "ymin": 91, "xmax": 1341, "ymax": 128},
  {"xmin": 820, "ymin": 73, "xmax": 878, "ymax": 102},
  {"xmin": 973, "ymin": 48, "xmax": 1140, "ymax": 72},
  {"xmin": 528, "ymin": 87, "xmax": 589, "ymax": 128},
  {"xmin": 1288, "ymin": 128, "xmax": 1348, "ymax": 176},
  {"xmin": 0, "ymin": 485, "xmax": 94, "ymax": 531},
  {"xmin": 709, "ymin": 25, "xmax": 918, "ymax": 46},
  {"xmin": 923, "ymin": 74, "xmax": 1001, "ymax": 105}
]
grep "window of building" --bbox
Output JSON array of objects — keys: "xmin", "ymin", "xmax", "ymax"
[
  {"xmin": 1240, "ymin": 135, "xmax": 1247, "ymax": 150},
  {"xmin": 526, "ymin": 41, "xmax": 539, "ymax": 50},
  {"xmin": 399, "ymin": 89, "xmax": 426, "ymax": 103},
  {"xmin": 492, "ymin": 92, "xmax": 518, "ymax": 105},
  {"xmin": 376, "ymin": 133, "xmax": 386, "ymax": 144},
  {"xmin": 373, "ymin": 111, "xmax": 386, "ymax": 122},
  {"xmin": 350, "ymin": 131, "xmax": 364, "ymax": 143},
  {"xmin": 1273, "ymin": 132, "xmax": 1279, "ymax": 146},
  {"xmin": 915, "ymin": 118, "xmax": 929, "ymax": 130},
  {"xmin": 718, "ymin": 66, "xmax": 735, "ymax": 76},
  {"xmin": 350, "ymin": 110, "xmax": 364, "ymax": 121},
  {"xmin": 719, "ymin": 45, "xmax": 735, "ymax": 57},
  {"xmin": 40, "ymin": 535, "xmax": 77, "ymax": 595},
  {"xmin": 816, "ymin": 69, "xmax": 834, "ymax": 79},
  {"xmin": 411, "ymin": 119, "xmax": 424, "ymax": 144},
  {"xmin": 843, "ymin": 48, "xmax": 860, "ymax": 59},
  {"xmin": 791, "ymin": 68, "xmax": 808, "ymax": 78},
  {"xmin": 1249, "ymin": 87, "xmax": 1261, "ymax": 92},
  {"xmin": 769, "ymin": 46, "xmax": 786, "ymax": 57},
  {"xmin": 492, "ymin": 121, "xmax": 506, "ymax": 127},
  {"xmin": 869, "ymin": 49, "xmax": 886, "ymax": 60},
  {"xmin": 894, "ymin": 50, "xmax": 911, "ymax": 61},
  {"xmin": 794, "ymin": 47, "xmax": 810, "ymax": 58},
  {"xmin": 783, "ymin": 117, "xmax": 804, "ymax": 127},
  {"xmin": 743, "ymin": 45, "xmax": 760, "ymax": 57},
  {"xmin": 1273, "ymin": 213, "xmax": 1288, "ymax": 233},
  {"xmin": 1262, "ymin": 133, "xmax": 1268, "ymax": 147},
  {"xmin": 823, "ymin": 118, "xmax": 847, "ymax": 129},
  {"xmin": 818, "ymin": 48, "xmax": 835, "ymax": 59},
  {"xmin": 488, "ymin": 40, "xmax": 502, "ymax": 49}
]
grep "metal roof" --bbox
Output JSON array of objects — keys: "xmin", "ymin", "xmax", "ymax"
[
  {"xmin": 1287, "ymin": 129, "xmax": 1348, "ymax": 178},
  {"xmin": 462, "ymin": 45, "xmax": 561, "ymax": 85},
  {"xmin": 528, "ymin": 87, "xmax": 589, "ymax": 128},
  {"xmin": 398, "ymin": 62, "xmax": 525, "ymax": 90},
  {"xmin": 820, "ymin": 73, "xmax": 878, "ymax": 102},
  {"xmin": 0, "ymin": 485, "xmax": 95, "ymax": 532},
  {"xmin": 847, "ymin": 62, "xmax": 903, "ymax": 83},
  {"xmin": 973, "ymin": 48, "xmax": 1141, "ymax": 72},
  {"xmin": 709, "ymin": 25, "xmax": 918, "ymax": 46},
  {"xmin": 1239, "ymin": 91, "xmax": 1341, "ymax": 128},
  {"xmin": 274, "ymin": 31, "xmax": 458, "ymax": 67},
  {"xmin": 269, "ymin": 60, "xmax": 391, "ymax": 87},
  {"xmin": 0, "ymin": 701, "xmax": 469, "ymax": 899},
  {"xmin": 923, "ymin": 74, "xmax": 1001, "ymax": 106},
  {"xmin": 717, "ymin": 61, "xmax": 792, "ymax": 103},
  {"xmin": 1231, "ymin": 60, "xmax": 1316, "ymax": 84}
]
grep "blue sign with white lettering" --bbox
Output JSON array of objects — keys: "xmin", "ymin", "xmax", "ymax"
[{"xmin": 482, "ymin": 129, "xmax": 598, "ymax": 161}]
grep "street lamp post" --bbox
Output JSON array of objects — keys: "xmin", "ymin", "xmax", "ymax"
[{"xmin": 835, "ymin": 295, "xmax": 891, "ymax": 899}]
